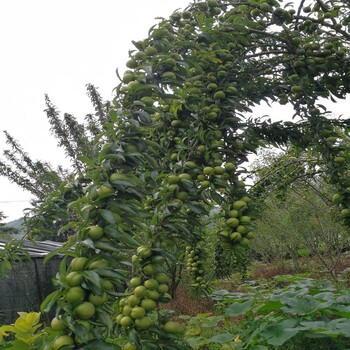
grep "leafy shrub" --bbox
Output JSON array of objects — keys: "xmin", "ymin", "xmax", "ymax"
[
  {"xmin": 185, "ymin": 276, "xmax": 350, "ymax": 349},
  {"xmin": 0, "ymin": 240, "xmax": 30, "ymax": 278},
  {"xmin": 0, "ymin": 312, "xmax": 44, "ymax": 349}
]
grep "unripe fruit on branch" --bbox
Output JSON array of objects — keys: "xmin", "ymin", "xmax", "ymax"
[
  {"xmin": 130, "ymin": 277, "xmax": 142, "ymax": 288},
  {"xmin": 229, "ymin": 210, "xmax": 239, "ymax": 218},
  {"xmin": 134, "ymin": 286, "xmax": 148, "ymax": 297},
  {"xmin": 74, "ymin": 302, "xmax": 96, "ymax": 320},
  {"xmin": 225, "ymin": 162, "xmax": 236, "ymax": 172},
  {"xmin": 157, "ymin": 284, "xmax": 169, "ymax": 294},
  {"xmin": 65, "ymin": 287, "xmax": 85, "ymax": 304},
  {"xmin": 240, "ymin": 216, "xmax": 251, "ymax": 224},
  {"xmin": 167, "ymin": 175, "xmax": 180, "ymax": 184},
  {"xmin": 179, "ymin": 173, "xmax": 192, "ymax": 181},
  {"xmin": 131, "ymin": 306, "xmax": 146, "ymax": 319},
  {"xmin": 155, "ymin": 273, "xmax": 169, "ymax": 284},
  {"xmin": 341, "ymin": 209, "xmax": 350, "ymax": 217},
  {"xmin": 232, "ymin": 200, "xmax": 247, "ymax": 210},
  {"xmin": 231, "ymin": 232, "xmax": 242, "ymax": 241},
  {"xmin": 135, "ymin": 316, "xmax": 152, "ymax": 330},
  {"xmin": 332, "ymin": 193, "xmax": 343, "ymax": 204},
  {"xmin": 127, "ymin": 295, "xmax": 140, "ymax": 307},
  {"xmin": 240, "ymin": 238, "xmax": 251, "ymax": 247},
  {"xmin": 237, "ymin": 225, "xmax": 248, "ymax": 234},
  {"xmin": 51, "ymin": 317, "xmax": 66, "ymax": 331},
  {"xmin": 66, "ymin": 272, "xmax": 83, "ymax": 287},
  {"xmin": 120, "ymin": 316, "xmax": 133, "ymax": 328},
  {"xmin": 163, "ymin": 321, "xmax": 182, "ymax": 333},
  {"xmin": 70, "ymin": 257, "xmax": 88, "ymax": 271},
  {"xmin": 88, "ymin": 259, "xmax": 109, "ymax": 269},
  {"xmin": 52, "ymin": 335, "xmax": 75, "ymax": 350},
  {"xmin": 123, "ymin": 342, "xmax": 137, "ymax": 350},
  {"xmin": 87, "ymin": 226, "xmax": 104, "ymax": 241},
  {"xmin": 140, "ymin": 298, "xmax": 157, "ymax": 311},
  {"xmin": 89, "ymin": 292, "xmax": 108, "ymax": 306},
  {"xmin": 143, "ymin": 264, "xmax": 157, "ymax": 276},
  {"xmin": 226, "ymin": 218, "xmax": 240, "ymax": 227},
  {"xmin": 136, "ymin": 246, "xmax": 152, "ymax": 259},
  {"xmin": 144, "ymin": 279, "xmax": 159, "ymax": 290},
  {"xmin": 147, "ymin": 290, "xmax": 160, "ymax": 300}
]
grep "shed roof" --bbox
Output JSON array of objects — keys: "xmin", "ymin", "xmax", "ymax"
[{"xmin": 0, "ymin": 239, "xmax": 64, "ymax": 258}]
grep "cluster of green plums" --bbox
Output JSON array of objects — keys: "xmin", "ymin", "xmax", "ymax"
[
  {"xmin": 218, "ymin": 197, "xmax": 254, "ymax": 248},
  {"xmin": 185, "ymin": 245, "xmax": 208, "ymax": 288},
  {"xmin": 115, "ymin": 246, "xmax": 172, "ymax": 331},
  {"xmin": 50, "ymin": 237, "xmax": 115, "ymax": 348},
  {"xmin": 164, "ymin": 160, "xmax": 237, "ymax": 201}
]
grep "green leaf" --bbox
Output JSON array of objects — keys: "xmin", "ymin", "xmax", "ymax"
[
  {"xmin": 104, "ymin": 226, "xmax": 141, "ymax": 247},
  {"xmin": 119, "ymin": 231, "xmax": 141, "ymax": 247},
  {"xmin": 185, "ymin": 336, "xmax": 206, "ymax": 348},
  {"xmin": 8, "ymin": 340, "xmax": 31, "ymax": 350},
  {"xmin": 82, "ymin": 270, "xmax": 101, "ymax": 288},
  {"xmin": 40, "ymin": 290, "xmax": 62, "ymax": 313},
  {"xmin": 110, "ymin": 178, "xmax": 136, "ymax": 188},
  {"xmin": 143, "ymin": 153, "xmax": 158, "ymax": 168},
  {"xmin": 97, "ymin": 309, "xmax": 113, "ymax": 330},
  {"xmin": 210, "ymin": 191, "xmax": 224, "ymax": 204},
  {"xmin": 93, "ymin": 240, "xmax": 120, "ymax": 253},
  {"xmin": 261, "ymin": 319, "xmax": 299, "ymax": 346},
  {"xmin": 44, "ymin": 237, "xmax": 76, "ymax": 263},
  {"xmin": 108, "ymin": 109, "xmax": 118, "ymax": 122},
  {"xmin": 281, "ymin": 296, "xmax": 325, "ymax": 315},
  {"xmin": 332, "ymin": 304, "xmax": 350, "ymax": 318},
  {"xmin": 79, "ymin": 340, "xmax": 121, "ymax": 349},
  {"xmin": 209, "ymin": 333, "xmax": 234, "ymax": 343},
  {"xmin": 186, "ymin": 201, "xmax": 207, "ymax": 214},
  {"xmin": 108, "ymin": 202, "xmax": 140, "ymax": 216},
  {"xmin": 4, "ymin": 260, "xmax": 12, "ymax": 271},
  {"xmin": 257, "ymin": 299, "xmax": 283, "ymax": 314},
  {"xmin": 325, "ymin": 318, "xmax": 350, "ymax": 336},
  {"xmin": 299, "ymin": 320, "xmax": 327, "ymax": 332},
  {"xmin": 225, "ymin": 300, "xmax": 253, "ymax": 317},
  {"xmin": 98, "ymin": 209, "xmax": 116, "ymax": 225},
  {"xmin": 61, "ymin": 254, "xmax": 70, "ymax": 273},
  {"xmin": 71, "ymin": 322, "xmax": 90, "ymax": 344},
  {"xmin": 313, "ymin": 292, "xmax": 335, "ymax": 301},
  {"xmin": 94, "ymin": 268, "xmax": 129, "ymax": 282},
  {"xmin": 200, "ymin": 316, "xmax": 223, "ymax": 328},
  {"xmin": 77, "ymin": 155, "xmax": 95, "ymax": 166}
]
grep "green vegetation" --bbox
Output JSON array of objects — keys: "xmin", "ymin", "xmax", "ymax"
[
  {"xmin": 185, "ymin": 275, "xmax": 350, "ymax": 349},
  {"xmin": 2, "ymin": 0, "xmax": 350, "ymax": 348}
]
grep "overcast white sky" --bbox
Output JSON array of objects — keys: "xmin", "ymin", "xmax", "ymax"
[
  {"xmin": 0, "ymin": 0, "xmax": 192, "ymax": 221},
  {"xmin": 0, "ymin": 0, "xmax": 349, "ymax": 222}
]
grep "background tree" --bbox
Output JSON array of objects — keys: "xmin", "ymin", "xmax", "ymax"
[
  {"xmin": 0, "ymin": 85, "xmax": 111, "ymax": 240},
  {"xmin": 0, "ymin": 211, "xmax": 18, "ymax": 237},
  {"xmin": 249, "ymin": 148, "xmax": 350, "ymax": 281}
]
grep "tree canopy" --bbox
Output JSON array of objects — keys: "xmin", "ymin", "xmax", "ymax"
[{"xmin": 2, "ymin": 0, "xmax": 350, "ymax": 348}]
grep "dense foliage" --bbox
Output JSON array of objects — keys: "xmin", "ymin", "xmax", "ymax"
[
  {"xmin": 186, "ymin": 275, "xmax": 350, "ymax": 349},
  {"xmin": 0, "ymin": 85, "xmax": 110, "ymax": 240},
  {"xmin": 2, "ymin": 0, "xmax": 350, "ymax": 348}
]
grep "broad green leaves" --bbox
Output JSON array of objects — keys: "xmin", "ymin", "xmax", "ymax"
[
  {"xmin": 219, "ymin": 276, "xmax": 350, "ymax": 348},
  {"xmin": 225, "ymin": 300, "xmax": 253, "ymax": 317}
]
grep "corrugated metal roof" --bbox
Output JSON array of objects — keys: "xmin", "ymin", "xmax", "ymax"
[{"xmin": 0, "ymin": 239, "xmax": 64, "ymax": 258}]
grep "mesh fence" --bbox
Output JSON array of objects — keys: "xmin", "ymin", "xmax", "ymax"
[{"xmin": 0, "ymin": 257, "xmax": 61, "ymax": 325}]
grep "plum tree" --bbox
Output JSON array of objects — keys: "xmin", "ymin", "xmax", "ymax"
[{"xmin": 36, "ymin": 0, "xmax": 350, "ymax": 348}]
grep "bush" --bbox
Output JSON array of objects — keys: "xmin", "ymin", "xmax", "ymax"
[{"xmin": 185, "ymin": 275, "xmax": 350, "ymax": 349}]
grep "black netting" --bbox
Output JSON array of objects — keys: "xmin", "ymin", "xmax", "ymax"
[{"xmin": 0, "ymin": 257, "xmax": 61, "ymax": 324}]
